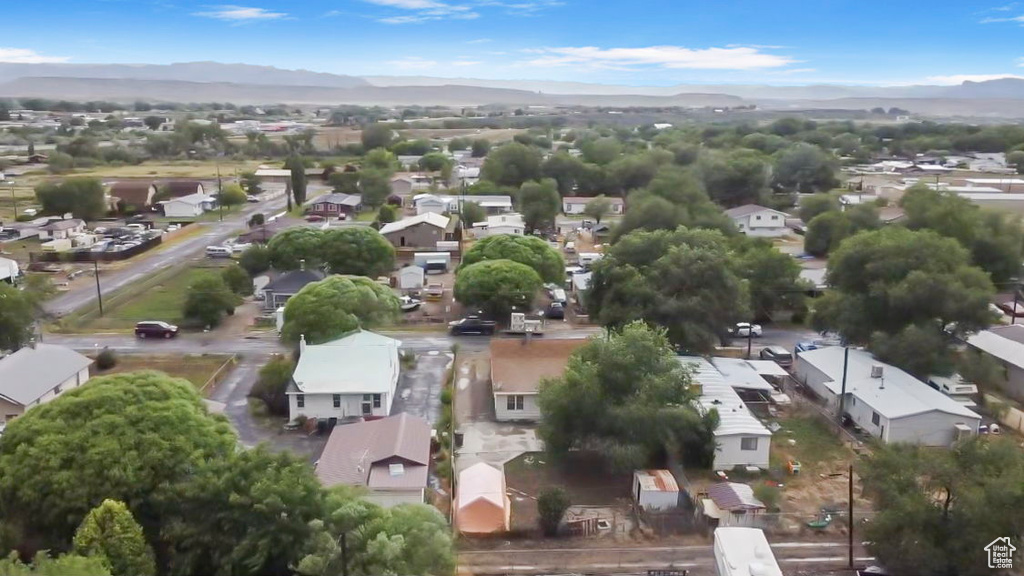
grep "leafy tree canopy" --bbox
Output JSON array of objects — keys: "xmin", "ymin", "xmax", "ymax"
[
  {"xmin": 34, "ymin": 177, "xmax": 107, "ymax": 219},
  {"xmin": 281, "ymin": 276, "xmax": 400, "ymax": 344},
  {"xmin": 0, "ymin": 552, "xmax": 111, "ymax": 576},
  {"xmin": 268, "ymin": 227, "xmax": 394, "ymax": 277},
  {"xmin": 481, "ymin": 142, "xmax": 543, "ymax": 187},
  {"xmin": 517, "ymin": 178, "xmax": 561, "ymax": 233},
  {"xmin": 0, "ymin": 283, "xmax": 35, "ymax": 351},
  {"xmin": 454, "ymin": 259, "xmax": 543, "ymax": 318},
  {"xmin": 182, "ymin": 273, "xmax": 239, "ymax": 328},
  {"xmin": 73, "ymin": 499, "xmax": 156, "ymax": 576},
  {"xmin": 461, "ymin": 234, "xmax": 564, "ymax": 284}
]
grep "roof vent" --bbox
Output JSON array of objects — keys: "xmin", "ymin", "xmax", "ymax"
[
  {"xmin": 389, "ymin": 463, "xmax": 405, "ymax": 477},
  {"xmin": 870, "ymin": 365, "xmax": 884, "ymax": 379}
]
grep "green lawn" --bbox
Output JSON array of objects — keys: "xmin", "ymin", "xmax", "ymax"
[
  {"xmin": 769, "ymin": 414, "xmax": 850, "ymax": 474},
  {"xmin": 88, "ymin": 267, "xmax": 220, "ymax": 330}
]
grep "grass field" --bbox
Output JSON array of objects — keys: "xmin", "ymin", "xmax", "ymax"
[
  {"xmin": 93, "ymin": 354, "xmax": 235, "ymax": 391},
  {"xmin": 73, "ymin": 160, "xmax": 262, "ymax": 180},
  {"xmin": 84, "ymin": 265, "xmax": 226, "ymax": 330}
]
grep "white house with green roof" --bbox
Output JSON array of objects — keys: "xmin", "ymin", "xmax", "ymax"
[{"xmin": 287, "ymin": 331, "xmax": 401, "ymax": 423}]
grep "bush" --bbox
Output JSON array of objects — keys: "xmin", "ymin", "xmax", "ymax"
[
  {"xmin": 221, "ymin": 265, "xmax": 253, "ymax": 296},
  {"xmin": 537, "ymin": 487, "xmax": 570, "ymax": 537},
  {"xmin": 248, "ymin": 355, "xmax": 294, "ymax": 416},
  {"xmin": 753, "ymin": 483, "xmax": 781, "ymax": 512},
  {"xmin": 238, "ymin": 245, "xmax": 271, "ymax": 276},
  {"xmin": 439, "ymin": 387, "xmax": 452, "ymax": 406},
  {"xmin": 95, "ymin": 348, "xmax": 117, "ymax": 370}
]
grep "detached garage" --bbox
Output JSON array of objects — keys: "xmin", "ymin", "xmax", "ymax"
[{"xmin": 456, "ymin": 463, "xmax": 510, "ymax": 534}]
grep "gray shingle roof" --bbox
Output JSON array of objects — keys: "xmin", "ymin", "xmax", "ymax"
[
  {"xmin": 311, "ymin": 193, "xmax": 362, "ymax": 207},
  {"xmin": 262, "ymin": 269, "xmax": 325, "ymax": 294},
  {"xmin": 724, "ymin": 204, "xmax": 786, "ymax": 219},
  {"xmin": 315, "ymin": 412, "xmax": 430, "ymax": 490},
  {"xmin": 0, "ymin": 344, "xmax": 92, "ymax": 406}
]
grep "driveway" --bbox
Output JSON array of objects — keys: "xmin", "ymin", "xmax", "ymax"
[{"xmin": 391, "ymin": 350, "xmax": 452, "ymax": 425}]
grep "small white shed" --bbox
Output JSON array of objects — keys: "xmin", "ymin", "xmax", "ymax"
[
  {"xmin": 413, "ymin": 252, "xmax": 451, "ymax": 273},
  {"xmin": 632, "ymin": 470, "xmax": 680, "ymax": 511},
  {"xmin": 399, "ymin": 265, "xmax": 425, "ymax": 291}
]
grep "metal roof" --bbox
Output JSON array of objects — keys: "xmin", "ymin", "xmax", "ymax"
[
  {"xmin": 262, "ymin": 269, "xmax": 325, "ymax": 294},
  {"xmin": 309, "ymin": 192, "xmax": 362, "ymax": 207},
  {"xmin": 707, "ymin": 482, "xmax": 765, "ymax": 511},
  {"xmin": 378, "ymin": 212, "xmax": 450, "ymax": 235},
  {"xmin": 316, "ymin": 413, "xmax": 430, "ymax": 490},
  {"xmin": 0, "ymin": 344, "xmax": 92, "ymax": 406},
  {"xmin": 457, "ymin": 462, "xmax": 507, "ymax": 510},
  {"xmin": 635, "ymin": 469, "xmax": 679, "ymax": 493},
  {"xmin": 797, "ymin": 347, "xmax": 980, "ymax": 421},
  {"xmin": 724, "ymin": 204, "xmax": 788, "ymax": 219},
  {"xmin": 710, "ymin": 357, "xmax": 774, "ymax": 392},
  {"xmin": 678, "ymin": 357, "xmax": 772, "ymax": 438},
  {"xmin": 967, "ymin": 327, "xmax": 1024, "ymax": 369},
  {"xmin": 292, "ymin": 331, "xmax": 401, "ymax": 395}
]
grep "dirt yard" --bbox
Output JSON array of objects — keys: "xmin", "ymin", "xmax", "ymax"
[{"xmin": 91, "ymin": 353, "xmax": 235, "ymax": 393}]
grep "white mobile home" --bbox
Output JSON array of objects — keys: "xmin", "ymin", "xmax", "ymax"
[
  {"xmin": 714, "ymin": 527, "xmax": 783, "ymax": 576},
  {"xmin": 794, "ymin": 347, "xmax": 981, "ymax": 446}
]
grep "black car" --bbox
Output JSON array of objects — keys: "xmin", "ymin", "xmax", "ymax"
[
  {"xmin": 544, "ymin": 302, "xmax": 565, "ymax": 320},
  {"xmin": 135, "ymin": 321, "xmax": 179, "ymax": 339},
  {"xmin": 448, "ymin": 316, "xmax": 497, "ymax": 335}
]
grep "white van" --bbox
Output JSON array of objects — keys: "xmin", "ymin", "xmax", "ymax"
[{"xmin": 205, "ymin": 246, "xmax": 232, "ymax": 258}]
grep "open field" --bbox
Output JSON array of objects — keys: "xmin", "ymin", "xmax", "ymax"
[
  {"xmin": 73, "ymin": 160, "xmax": 263, "ymax": 180},
  {"xmin": 92, "ymin": 353, "xmax": 235, "ymax": 391},
  {"xmin": 311, "ymin": 126, "xmax": 522, "ymax": 150}
]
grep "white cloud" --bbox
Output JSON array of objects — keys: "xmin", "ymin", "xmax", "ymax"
[
  {"xmin": 926, "ymin": 73, "xmax": 1024, "ymax": 84},
  {"xmin": 364, "ymin": 0, "xmax": 445, "ymax": 7},
  {"xmin": 386, "ymin": 57, "xmax": 439, "ymax": 69},
  {"xmin": 363, "ymin": 0, "xmax": 556, "ymax": 23},
  {"xmin": 1018, "ymin": 57, "xmax": 1024, "ymax": 66},
  {"xmin": 0, "ymin": 48, "xmax": 70, "ymax": 64},
  {"xmin": 452, "ymin": 60, "xmax": 482, "ymax": 66},
  {"xmin": 193, "ymin": 5, "xmax": 288, "ymax": 22},
  {"xmin": 475, "ymin": 0, "xmax": 563, "ymax": 15},
  {"xmin": 466, "ymin": 38, "xmax": 492, "ymax": 44},
  {"xmin": 520, "ymin": 45, "xmax": 796, "ymax": 71}
]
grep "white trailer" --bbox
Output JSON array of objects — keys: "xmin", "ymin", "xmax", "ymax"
[
  {"xmin": 713, "ymin": 527, "xmax": 782, "ymax": 576},
  {"xmin": 505, "ymin": 312, "xmax": 545, "ymax": 335}
]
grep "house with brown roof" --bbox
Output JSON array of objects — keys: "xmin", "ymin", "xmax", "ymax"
[
  {"xmin": 315, "ymin": 412, "xmax": 430, "ymax": 507},
  {"xmin": 490, "ymin": 338, "xmax": 587, "ymax": 422},
  {"xmin": 700, "ymin": 482, "xmax": 767, "ymax": 528},
  {"xmin": 109, "ymin": 181, "xmax": 157, "ymax": 211}
]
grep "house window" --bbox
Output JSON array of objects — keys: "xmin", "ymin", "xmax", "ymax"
[
  {"xmin": 755, "ymin": 215, "xmax": 762, "ymax": 220},
  {"xmin": 506, "ymin": 395, "xmax": 525, "ymax": 411},
  {"xmin": 373, "ymin": 394, "xmax": 382, "ymax": 408},
  {"xmin": 740, "ymin": 437, "xmax": 759, "ymax": 451},
  {"xmin": 871, "ymin": 412, "xmax": 880, "ymax": 426},
  {"xmin": 850, "ymin": 396, "xmax": 856, "ymax": 406},
  {"xmin": 333, "ymin": 394, "xmax": 341, "ymax": 408},
  {"xmin": 296, "ymin": 394, "xmax": 305, "ymax": 408},
  {"xmin": 771, "ymin": 215, "xmax": 779, "ymax": 220}
]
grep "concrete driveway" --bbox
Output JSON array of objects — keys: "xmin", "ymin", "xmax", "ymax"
[{"xmin": 391, "ymin": 350, "xmax": 452, "ymax": 425}]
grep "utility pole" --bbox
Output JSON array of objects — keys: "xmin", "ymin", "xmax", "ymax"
[
  {"xmin": 848, "ymin": 464, "xmax": 855, "ymax": 568},
  {"xmin": 217, "ymin": 163, "xmax": 224, "ymax": 222},
  {"xmin": 837, "ymin": 347, "xmax": 850, "ymax": 423},
  {"xmin": 93, "ymin": 259, "xmax": 104, "ymax": 317},
  {"xmin": 746, "ymin": 324, "xmax": 754, "ymax": 359},
  {"xmin": 7, "ymin": 181, "xmax": 16, "ymax": 219}
]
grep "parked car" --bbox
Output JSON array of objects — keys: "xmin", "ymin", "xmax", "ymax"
[
  {"xmin": 305, "ymin": 214, "xmax": 324, "ymax": 222},
  {"xmin": 134, "ymin": 321, "xmax": 179, "ymax": 339},
  {"xmin": 246, "ymin": 195, "xmax": 261, "ymax": 203},
  {"xmin": 424, "ymin": 283, "xmax": 444, "ymax": 301},
  {"xmin": 759, "ymin": 345, "xmax": 793, "ymax": 367},
  {"xmin": 543, "ymin": 301, "xmax": 565, "ymax": 319},
  {"xmin": 729, "ymin": 322, "xmax": 762, "ymax": 338},
  {"xmin": 229, "ymin": 242, "xmax": 253, "ymax": 254},
  {"xmin": 205, "ymin": 246, "xmax": 233, "ymax": 258},
  {"xmin": 448, "ymin": 316, "xmax": 497, "ymax": 335},
  {"xmin": 794, "ymin": 341, "xmax": 818, "ymax": 354},
  {"xmin": 399, "ymin": 296, "xmax": 422, "ymax": 312}
]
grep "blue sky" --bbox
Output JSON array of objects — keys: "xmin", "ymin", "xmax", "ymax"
[{"xmin": 1, "ymin": 0, "xmax": 1023, "ymax": 86}]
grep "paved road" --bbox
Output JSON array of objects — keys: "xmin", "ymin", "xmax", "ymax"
[
  {"xmin": 42, "ymin": 195, "xmax": 289, "ymax": 317},
  {"xmin": 458, "ymin": 540, "xmax": 873, "ymax": 576}
]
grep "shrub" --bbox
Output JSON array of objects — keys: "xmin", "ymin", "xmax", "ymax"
[
  {"xmin": 95, "ymin": 348, "xmax": 118, "ymax": 371},
  {"xmin": 537, "ymin": 487, "xmax": 570, "ymax": 537},
  {"xmin": 440, "ymin": 387, "xmax": 452, "ymax": 406}
]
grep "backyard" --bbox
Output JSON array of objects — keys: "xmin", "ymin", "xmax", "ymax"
[{"xmin": 91, "ymin": 353, "xmax": 235, "ymax": 393}]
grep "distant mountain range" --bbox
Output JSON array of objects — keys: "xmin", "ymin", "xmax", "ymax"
[{"xmin": 0, "ymin": 61, "xmax": 1023, "ymax": 117}]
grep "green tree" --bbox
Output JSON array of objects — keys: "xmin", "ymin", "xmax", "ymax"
[
  {"xmin": 537, "ymin": 488, "xmax": 570, "ymax": 537},
  {"xmin": 461, "ymin": 201, "xmax": 486, "ymax": 226},
  {"xmin": 361, "ymin": 124, "xmax": 394, "ymax": 150},
  {"xmin": 731, "ymin": 239, "xmax": 806, "ymax": 319},
  {"xmin": 281, "ymin": 276, "xmax": 400, "ymax": 344},
  {"xmin": 221, "ymin": 264, "xmax": 253, "ymax": 296},
  {"xmin": 239, "ymin": 171, "xmax": 262, "ymax": 196},
  {"xmin": 481, "ymin": 142, "xmax": 543, "ymax": 187},
  {"xmin": 363, "ymin": 148, "xmax": 399, "ymax": 172},
  {"xmin": 541, "ymin": 151, "xmax": 586, "ymax": 195},
  {"xmin": 812, "ymin": 227, "xmax": 994, "ymax": 375},
  {"xmin": 34, "ymin": 177, "xmax": 107, "ymax": 219},
  {"xmin": 0, "ymin": 552, "xmax": 111, "ymax": 576},
  {"xmin": 319, "ymin": 227, "xmax": 395, "ymax": 277},
  {"xmin": 143, "ymin": 116, "xmax": 164, "ymax": 131},
  {"xmin": 157, "ymin": 446, "xmax": 325, "ymax": 576},
  {"xmin": 329, "ymin": 171, "xmax": 360, "ymax": 195},
  {"xmin": 772, "ymin": 143, "xmax": 839, "ymax": 193},
  {"xmin": 268, "ymin": 227, "xmax": 326, "ymax": 270},
  {"xmin": 376, "ymin": 204, "xmax": 397, "ymax": 224},
  {"xmin": 359, "ymin": 169, "xmax": 393, "ymax": 208},
  {"xmin": 860, "ymin": 437, "xmax": 1024, "ymax": 576},
  {"xmin": 182, "ymin": 273, "xmax": 239, "ymax": 328},
  {"xmin": 798, "ymin": 193, "xmax": 840, "ymax": 223},
  {"xmin": 454, "ymin": 259, "xmax": 543, "ymax": 318},
  {"xmin": 538, "ymin": 322, "xmax": 717, "ymax": 471},
  {"xmin": 286, "ymin": 155, "xmax": 308, "ymax": 206},
  {"xmin": 73, "ymin": 499, "xmax": 156, "ymax": 576},
  {"xmin": 460, "ymin": 234, "xmax": 564, "ymax": 284},
  {"xmin": 1007, "ymin": 150, "xmax": 1024, "ymax": 174},
  {"xmin": 697, "ymin": 148, "xmax": 771, "ymax": 207},
  {"xmin": 588, "ymin": 227, "xmax": 748, "ymax": 353},
  {"xmin": 418, "ymin": 152, "xmax": 452, "ymax": 173},
  {"xmin": 583, "ymin": 195, "xmax": 612, "ymax": 223},
  {"xmin": 0, "ymin": 372, "xmax": 235, "ymax": 547},
  {"xmin": 218, "ymin": 183, "xmax": 247, "ymax": 206},
  {"xmin": 0, "ymin": 282, "xmax": 35, "ymax": 351},
  {"xmin": 239, "ymin": 244, "xmax": 271, "ymax": 275},
  {"xmin": 608, "ymin": 150, "xmax": 672, "ymax": 194},
  {"xmin": 517, "ymin": 178, "xmax": 560, "ymax": 232},
  {"xmin": 803, "ymin": 206, "xmax": 879, "ymax": 257},
  {"xmin": 248, "ymin": 355, "xmax": 294, "ymax": 416},
  {"xmin": 470, "ymin": 138, "xmax": 491, "ymax": 158},
  {"xmin": 448, "ymin": 136, "xmax": 471, "ymax": 151},
  {"xmin": 611, "ymin": 169, "xmax": 735, "ymax": 241},
  {"xmin": 580, "ymin": 137, "xmax": 622, "ymax": 165}
]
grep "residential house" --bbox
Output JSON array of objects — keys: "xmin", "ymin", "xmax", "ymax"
[
  {"xmin": 713, "ymin": 528, "xmax": 783, "ymax": 576},
  {"xmin": 253, "ymin": 169, "xmax": 292, "ymax": 183},
  {"xmin": 109, "ymin": 181, "xmax": 158, "ymax": 211},
  {"xmin": 0, "ymin": 343, "xmax": 93, "ymax": 424},
  {"xmin": 700, "ymin": 482, "xmax": 766, "ymax": 528},
  {"xmin": 315, "ymin": 413, "xmax": 430, "ymax": 507},
  {"xmin": 957, "ymin": 178, "xmax": 1024, "ymax": 192},
  {"xmin": 562, "ymin": 196, "xmax": 624, "ymax": 215},
  {"xmin": 0, "ymin": 257, "xmax": 19, "ymax": 283},
  {"xmin": 261, "ymin": 268, "xmax": 325, "ymax": 311},
  {"xmin": 491, "ymin": 339, "xmax": 587, "ymax": 422},
  {"xmin": 472, "ymin": 213, "xmax": 525, "ymax": 238},
  {"xmin": 414, "ymin": 194, "xmax": 513, "ymax": 215},
  {"xmin": 679, "ymin": 357, "xmax": 772, "ymax": 470},
  {"xmin": 456, "ymin": 462, "xmax": 511, "ymax": 534},
  {"xmin": 390, "ymin": 174, "xmax": 433, "ymax": 197},
  {"xmin": 288, "ymin": 331, "xmax": 401, "ymax": 422},
  {"xmin": 38, "ymin": 218, "xmax": 85, "ymax": 241},
  {"xmin": 967, "ymin": 325, "xmax": 1024, "ymax": 402},
  {"xmin": 794, "ymin": 347, "xmax": 981, "ymax": 445},
  {"xmin": 724, "ymin": 205, "xmax": 789, "ymax": 237},
  {"xmin": 457, "ymin": 166, "xmax": 481, "ymax": 186},
  {"xmin": 413, "ymin": 194, "xmax": 448, "ymax": 215},
  {"xmin": 306, "ymin": 193, "xmax": 363, "ymax": 218},
  {"xmin": 160, "ymin": 193, "xmax": 217, "ymax": 218},
  {"xmin": 162, "ymin": 180, "xmax": 206, "ymax": 198},
  {"xmin": 379, "ymin": 212, "xmax": 454, "ymax": 249}
]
